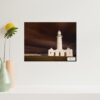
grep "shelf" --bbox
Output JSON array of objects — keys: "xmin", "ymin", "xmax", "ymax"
[{"xmin": 0, "ymin": 85, "xmax": 100, "ymax": 94}]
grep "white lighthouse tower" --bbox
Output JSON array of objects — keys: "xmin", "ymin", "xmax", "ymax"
[
  {"xmin": 57, "ymin": 30, "xmax": 62, "ymax": 50},
  {"xmin": 48, "ymin": 30, "xmax": 73, "ymax": 57}
]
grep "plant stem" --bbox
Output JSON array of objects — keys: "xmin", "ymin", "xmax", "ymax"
[
  {"xmin": 0, "ymin": 57, "xmax": 1, "ymax": 61},
  {"xmin": 0, "ymin": 57, "xmax": 2, "ymax": 63},
  {"xmin": 4, "ymin": 38, "xmax": 6, "ymax": 62},
  {"xmin": 9, "ymin": 38, "xmax": 11, "ymax": 60}
]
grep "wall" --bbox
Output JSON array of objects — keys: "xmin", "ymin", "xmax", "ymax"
[{"xmin": 0, "ymin": 0, "xmax": 100, "ymax": 86}]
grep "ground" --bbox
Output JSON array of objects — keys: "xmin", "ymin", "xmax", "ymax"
[{"xmin": 24, "ymin": 56, "xmax": 68, "ymax": 61}]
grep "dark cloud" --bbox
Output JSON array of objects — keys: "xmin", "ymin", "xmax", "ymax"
[{"xmin": 24, "ymin": 22, "xmax": 76, "ymax": 56}]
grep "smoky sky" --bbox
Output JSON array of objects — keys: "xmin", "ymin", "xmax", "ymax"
[{"xmin": 24, "ymin": 22, "xmax": 76, "ymax": 56}]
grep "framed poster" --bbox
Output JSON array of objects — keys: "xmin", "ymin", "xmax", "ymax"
[{"xmin": 24, "ymin": 22, "xmax": 76, "ymax": 61}]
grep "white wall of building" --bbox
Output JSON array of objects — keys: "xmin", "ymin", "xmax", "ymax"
[{"xmin": 0, "ymin": 0, "xmax": 100, "ymax": 87}]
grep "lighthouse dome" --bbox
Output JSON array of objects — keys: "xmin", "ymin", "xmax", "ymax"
[{"xmin": 58, "ymin": 30, "xmax": 61, "ymax": 35}]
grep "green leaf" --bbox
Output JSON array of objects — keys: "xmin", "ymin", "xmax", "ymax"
[{"xmin": 5, "ymin": 27, "xmax": 18, "ymax": 39}]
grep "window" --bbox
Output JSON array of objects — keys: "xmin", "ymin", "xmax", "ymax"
[
  {"xmin": 59, "ymin": 52, "xmax": 61, "ymax": 56},
  {"xmin": 54, "ymin": 52, "xmax": 56, "ymax": 56},
  {"xmin": 64, "ymin": 52, "xmax": 67, "ymax": 56}
]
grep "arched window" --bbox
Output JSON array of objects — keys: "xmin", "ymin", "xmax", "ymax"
[
  {"xmin": 59, "ymin": 52, "xmax": 61, "ymax": 56},
  {"xmin": 54, "ymin": 52, "xmax": 56, "ymax": 56},
  {"xmin": 64, "ymin": 52, "xmax": 67, "ymax": 56}
]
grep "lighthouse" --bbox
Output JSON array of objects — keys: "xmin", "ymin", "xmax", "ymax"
[
  {"xmin": 48, "ymin": 30, "xmax": 73, "ymax": 57},
  {"xmin": 57, "ymin": 30, "xmax": 62, "ymax": 50}
]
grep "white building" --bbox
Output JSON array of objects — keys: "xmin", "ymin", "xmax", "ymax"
[{"xmin": 48, "ymin": 30, "xmax": 73, "ymax": 57}]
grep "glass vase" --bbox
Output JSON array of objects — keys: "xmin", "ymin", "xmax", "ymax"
[{"xmin": 0, "ymin": 62, "xmax": 11, "ymax": 92}]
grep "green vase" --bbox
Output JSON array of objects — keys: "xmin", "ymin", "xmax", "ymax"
[{"xmin": 0, "ymin": 62, "xmax": 11, "ymax": 92}]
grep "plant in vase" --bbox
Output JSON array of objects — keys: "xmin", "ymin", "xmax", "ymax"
[{"xmin": 0, "ymin": 23, "xmax": 18, "ymax": 91}]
